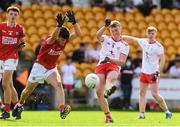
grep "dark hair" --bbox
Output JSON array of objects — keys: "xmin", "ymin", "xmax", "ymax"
[
  {"xmin": 7, "ymin": 6, "xmax": 20, "ymax": 14},
  {"xmin": 80, "ymin": 43, "xmax": 86, "ymax": 47},
  {"xmin": 59, "ymin": 27, "xmax": 70, "ymax": 39},
  {"xmin": 66, "ymin": 56, "xmax": 72, "ymax": 60}
]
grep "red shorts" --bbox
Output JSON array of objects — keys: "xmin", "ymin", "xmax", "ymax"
[
  {"xmin": 64, "ymin": 84, "xmax": 73, "ymax": 90},
  {"xmin": 140, "ymin": 72, "xmax": 160, "ymax": 84},
  {"xmin": 95, "ymin": 63, "xmax": 120, "ymax": 76}
]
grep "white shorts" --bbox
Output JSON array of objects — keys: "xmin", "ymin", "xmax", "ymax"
[
  {"xmin": 28, "ymin": 63, "xmax": 60, "ymax": 83},
  {"xmin": 0, "ymin": 59, "xmax": 18, "ymax": 73}
]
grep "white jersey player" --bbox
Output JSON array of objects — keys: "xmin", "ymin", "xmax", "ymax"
[
  {"xmin": 122, "ymin": 26, "xmax": 172, "ymax": 119},
  {"xmin": 96, "ymin": 20, "xmax": 129, "ymax": 123}
]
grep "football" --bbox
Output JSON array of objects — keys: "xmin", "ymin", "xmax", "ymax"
[{"xmin": 85, "ymin": 73, "xmax": 100, "ymax": 89}]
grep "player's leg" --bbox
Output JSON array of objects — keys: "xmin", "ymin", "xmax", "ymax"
[
  {"xmin": 150, "ymin": 83, "xmax": 172, "ymax": 119},
  {"xmin": 46, "ymin": 71, "xmax": 70, "ymax": 119},
  {"xmin": 12, "ymin": 81, "xmax": 38, "ymax": 119},
  {"xmin": 9, "ymin": 74, "xmax": 19, "ymax": 106},
  {"xmin": 0, "ymin": 70, "xmax": 14, "ymax": 119},
  {"xmin": 13, "ymin": 63, "xmax": 42, "ymax": 119},
  {"xmin": 0, "ymin": 73, "xmax": 5, "ymax": 112},
  {"xmin": 104, "ymin": 71, "xmax": 118, "ymax": 98},
  {"xmin": 96, "ymin": 74, "xmax": 113, "ymax": 123},
  {"xmin": 68, "ymin": 89, "xmax": 74, "ymax": 108},
  {"xmin": 138, "ymin": 82, "xmax": 148, "ymax": 119},
  {"xmin": 20, "ymin": 81, "xmax": 38, "ymax": 105}
]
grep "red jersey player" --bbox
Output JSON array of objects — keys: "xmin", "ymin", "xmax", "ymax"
[
  {"xmin": 13, "ymin": 11, "xmax": 81, "ymax": 119},
  {"xmin": 123, "ymin": 26, "xmax": 172, "ymax": 119},
  {"xmin": 96, "ymin": 20, "xmax": 129, "ymax": 123},
  {"xmin": 0, "ymin": 6, "xmax": 25, "ymax": 119}
]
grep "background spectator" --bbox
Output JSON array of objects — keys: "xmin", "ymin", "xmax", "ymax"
[
  {"xmin": 166, "ymin": 54, "xmax": 180, "ymax": 73},
  {"xmin": 104, "ymin": 0, "xmax": 116, "ymax": 11},
  {"xmin": 61, "ymin": 57, "xmax": 76, "ymax": 107},
  {"xmin": 120, "ymin": 57, "xmax": 134, "ymax": 110},
  {"xmin": 87, "ymin": 42, "xmax": 100, "ymax": 63},
  {"xmin": 169, "ymin": 59, "xmax": 180, "ymax": 78},
  {"xmin": 71, "ymin": 0, "xmax": 90, "ymax": 7},
  {"xmin": 115, "ymin": 0, "xmax": 134, "ymax": 12},
  {"xmin": 132, "ymin": 49, "xmax": 142, "ymax": 69},
  {"xmin": 72, "ymin": 43, "xmax": 88, "ymax": 63},
  {"xmin": 90, "ymin": 0, "xmax": 105, "ymax": 7}
]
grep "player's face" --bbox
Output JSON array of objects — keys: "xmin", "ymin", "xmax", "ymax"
[
  {"xmin": 110, "ymin": 26, "xmax": 121, "ymax": 39},
  {"xmin": 7, "ymin": 10, "xmax": 19, "ymax": 22},
  {"xmin": 147, "ymin": 30, "xmax": 156, "ymax": 39}
]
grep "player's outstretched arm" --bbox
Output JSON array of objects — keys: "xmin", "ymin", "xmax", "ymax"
[
  {"xmin": 122, "ymin": 35, "xmax": 139, "ymax": 43},
  {"xmin": 48, "ymin": 13, "xmax": 65, "ymax": 44},
  {"xmin": 66, "ymin": 11, "xmax": 82, "ymax": 41},
  {"xmin": 96, "ymin": 19, "xmax": 111, "ymax": 42}
]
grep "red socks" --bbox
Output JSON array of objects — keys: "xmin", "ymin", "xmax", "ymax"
[
  {"xmin": 59, "ymin": 104, "xmax": 65, "ymax": 111},
  {"xmin": 0, "ymin": 101, "xmax": 2, "ymax": 106},
  {"xmin": 105, "ymin": 112, "xmax": 112, "ymax": 119},
  {"xmin": 5, "ymin": 104, "xmax": 10, "ymax": 112}
]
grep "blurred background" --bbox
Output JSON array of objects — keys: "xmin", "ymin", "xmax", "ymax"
[{"xmin": 0, "ymin": 0, "xmax": 180, "ymax": 111}]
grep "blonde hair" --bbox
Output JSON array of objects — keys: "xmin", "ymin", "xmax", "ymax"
[
  {"xmin": 110, "ymin": 20, "xmax": 121, "ymax": 28},
  {"xmin": 146, "ymin": 26, "xmax": 157, "ymax": 32},
  {"xmin": 7, "ymin": 6, "xmax": 20, "ymax": 14}
]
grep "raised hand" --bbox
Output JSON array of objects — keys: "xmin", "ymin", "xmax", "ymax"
[
  {"xmin": 56, "ymin": 13, "xmax": 65, "ymax": 27},
  {"xmin": 105, "ymin": 19, "xmax": 111, "ymax": 27},
  {"xmin": 151, "ymin": 71, "xmax": 160, "ymax": 81},
  {"xmin": 100, "ymin": 57, "xmax": 110, "ymax": 64},
  {"xmin": 66, "ymin": 11, "xmax": 76, "ymax": 25}
]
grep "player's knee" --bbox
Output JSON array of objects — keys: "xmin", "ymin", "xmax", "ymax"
[
  {"xmin": 96, "ymin": 90, "xmax": 103, "ymax": 98},
  {"xmin": 55, "ymin": 82, "xmax": 63, "ymax": 90},
  {"xmin": 106, "ymin": 77, "xmax": 115, "ymax": 83},
  {"xmin": 139, "ymin": 90, "xmax": 146, "ymax": 97},
  {"xmin": 152, "ymin": 93, "xmax": 162, "ymax": 102}
]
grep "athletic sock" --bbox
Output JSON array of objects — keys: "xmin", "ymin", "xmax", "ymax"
[
  {"xmin": 0, "ymin": 101, "xmax": 2, "ymax": 107},
  {"xmin": 59, "ymin": 104, "xmax": 65, "ymax": 111},
  {"xmin": 140, "ymin": 112, "xmax": 145, "ymax": 116},
  {"xmin": 166, "ymin": 110, "xmax": 170, "ymax": 114},
  {"xmin": 105, "ymin": 112, "xmax": 112, "ymax": 119},
  {"xmin": 5, "ymin": 104, "xmax": 10, "ymax": 112}
]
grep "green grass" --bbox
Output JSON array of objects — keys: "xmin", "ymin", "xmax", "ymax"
[{"xmin": 0, "ymin": 111, "xmax": 179, "ymax": 126}]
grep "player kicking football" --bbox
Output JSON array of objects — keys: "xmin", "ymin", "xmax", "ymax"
[
  {"xmin": 96, "ymin": 19, "xmax": 129, "ymax": 123},
  {"xmin": 0, "ymin": 6, "xmax": 26, "ymax": 119},
  {"xmin": 122, "ymin": 26, "xmax": 172, "ymax": 119},
  {"xmin": 13, "ymin": 11, "xmax": 81, "ymax": 119}
]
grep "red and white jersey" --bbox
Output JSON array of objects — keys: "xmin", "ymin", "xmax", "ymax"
[
  {"xmin": 36, "ymin": 36, "xmax": 67, "ymax": 70},
  {"xmin": 0, "ymin": 22, "xmax": 25, "ymax": 60},
  {"xmin": 98, "ymin": 35, "xmax": 129, "ymax": 65},
  {"xmin": 137, "ymin": 38, "xmax": 164, "ymax": 74}
]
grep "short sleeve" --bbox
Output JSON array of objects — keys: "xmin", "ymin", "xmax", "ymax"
[{"xmin": 121, "ymin": 44, "xmax": 130, "ymax": 56}]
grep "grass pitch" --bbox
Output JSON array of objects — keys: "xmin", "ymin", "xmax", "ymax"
[{"xmin": 0, "ymin": 111, "xmax": 179, "ymax": 127}]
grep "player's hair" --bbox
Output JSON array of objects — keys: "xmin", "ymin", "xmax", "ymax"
[
  {"xmin": 110, "ymin": 20, "xmax": 121, "ymax": 28},
  {"xmin": 59, "ymin": 27, "xmax": 70, "ymax": 39},
  {"xmin": 146, "ymin": 26, "xmax": 157, "ymax": 32},
  {"xmin": 7, "ymin": 6, "xmax": 20, "ymax": 14}
]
